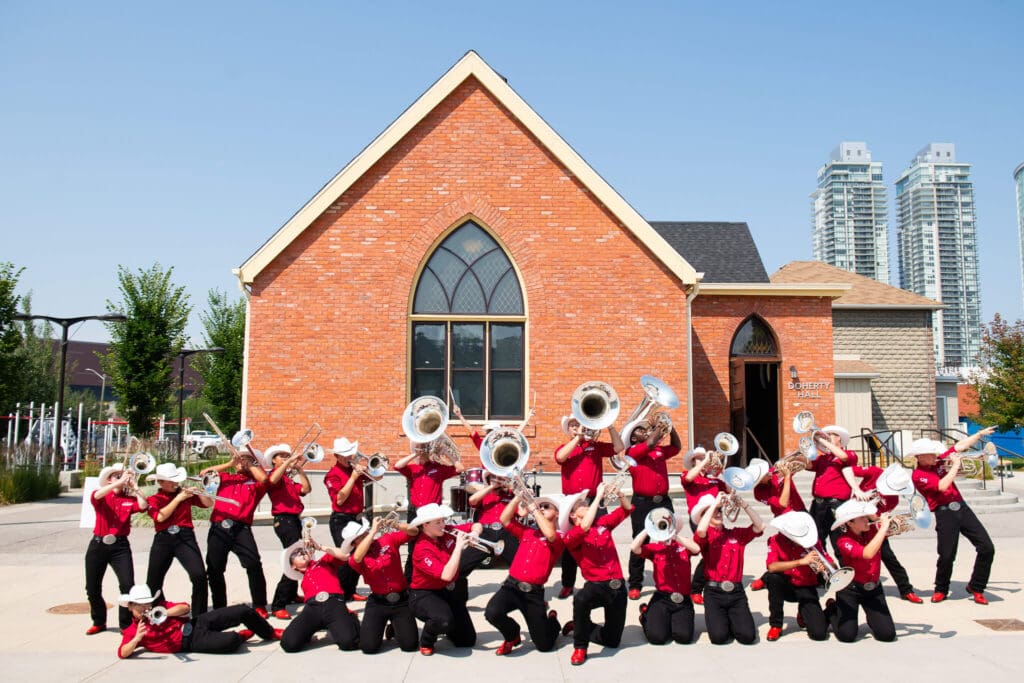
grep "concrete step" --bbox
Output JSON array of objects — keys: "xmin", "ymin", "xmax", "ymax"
[{"xmin": 965, "ymin": 493, "xmax": 1019, "ymax": 506}]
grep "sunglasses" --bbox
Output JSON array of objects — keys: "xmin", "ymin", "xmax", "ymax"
[{"xmin": 536, "ymin": 503, "xmax": 555, "ymax": 511}]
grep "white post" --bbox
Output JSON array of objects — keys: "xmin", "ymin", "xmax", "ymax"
[
  {"xmin": 76, "ymin": 402, "xmax": 83, "ymax": 471},
  {"xmin": 13, "ymin": 402, "xmax": 21, "ymax": 447},
  {"xmin": 51, "ymin": 400, "xmax": 60, "ymax": 468}
]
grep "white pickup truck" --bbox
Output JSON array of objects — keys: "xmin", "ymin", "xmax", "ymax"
[{"xmin": 186, "ymin": 430, "xmax": 225, "ymax": 457}]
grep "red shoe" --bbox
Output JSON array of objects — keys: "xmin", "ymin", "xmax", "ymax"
[
  {"xmin": 237, "ymin": 629, "xmax": 255, "ymax": 642},
  {"xmin": 766, "ymin": 626, "xmax": 782, "ymax": 641},
  {"xmin": 971, "ymin": 591, "xmax": 989, "ymax": 605},
  {"xmin": 85, "ymin": 625, "xmax": 106, "ymax": 636},
  {"xmin": 420, "ymin": 646, "xmax": 434, "ymax": 656},
  {"xmin": 348, "ymin": 593, "xmax": 368, "ymax": 602},
  {"xmin": 690, "ymin": 593, "xmax": 704, "ymax": 605},
  {"xmin": 561, "ymin": 620, "xmax": 575, "ymax": 636},
  {"xmin": 558, "ymin": 586, "xmax": 574, "ymax": 599},
  {"xmin": 750, "ymin": 578, "xmax": 766, "ymax": 591},
  {"xmin": 254, "ymin": 606, "xmax": 269, "ymax": 618},
  {"xmin": 272, "ymin": 609, "xmax": 291, "ymax": 620},
  {"xmin": 902, "ymin": 592, "xmax": 923, "ymax": 604},
  {"xmin": 628, "ymin": 588, "xmax": 642, "ymax": 600},
  {"xmin": 931, "ymin": 592, "xmax": 947, "ymax": 603},
  {"xmin": 495, "ymin": 635, "xmax": 522, "ymax": 655},
  {"xmin": 271, "ymin": 628, "xmax": 285, "ymax": 640},
  {"xmin": 639, "ymin": 602, "xmax": 648, "ymax": 624},
  {"xmin": 796, "ymin": 612, "xmax": 805, "ymax": 629},
  {"xmin": 570, "ymin": 648, "xmax": 587, "ymax": 665}
]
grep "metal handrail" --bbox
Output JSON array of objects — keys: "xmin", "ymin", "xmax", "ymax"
[
  {"xmin": 853, "ymin": 428, "xmax": 906, "ymax": 468},
  {"xmin": 923, "ymin": 427, "xmax": 1024, "ymax": 493}
]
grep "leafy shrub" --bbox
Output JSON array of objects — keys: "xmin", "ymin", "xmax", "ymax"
[{"xmin": 0, "ymin": 465, "xmax": 62, "ymax": 505}]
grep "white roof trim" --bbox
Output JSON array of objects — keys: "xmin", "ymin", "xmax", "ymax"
[
  {"xmin": 698, "ymin": 282, "xmax": 850, "ymax": 298},
  {"xmin": 236, "ymin": 51, "xmax": 698, "ymax": 286}
]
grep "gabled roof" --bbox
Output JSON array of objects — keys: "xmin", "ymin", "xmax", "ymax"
[
  {"xmin": 650, "ymin": 222, "xmax": 769, "ymax": 283},
  {"xmin": 771, "ymin": 261, "xmax": 943, "ymax": 309},
  {"xmin": 235, "ymin": 51, "xmax": 698, "ymax": 287}
]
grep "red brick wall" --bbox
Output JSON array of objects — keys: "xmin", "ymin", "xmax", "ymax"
[
  {"xmin": 245, "ymin": 76, "xmax": 690, "ymax": 471},
  {"xmin": 690, "ymin": 295, "xmax": 834, "ymax": 457}
]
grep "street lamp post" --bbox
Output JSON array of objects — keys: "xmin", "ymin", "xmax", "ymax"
[
  {"xmin": 177, "ymin": 347, "xmax": 225, "ymax": 461},
  {"xmin": 14, "ymin": 313, "xmax": 127, "ymax": 468},
  {"xmin": 84, "ymin": 368, "xmax": 107, "ymax": 421}
]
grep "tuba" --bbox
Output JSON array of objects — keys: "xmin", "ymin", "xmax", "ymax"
[
  {"xmin": 571, "ymin": 381, "xmax": 620, "ymax": 436},
  {"xmin": 480, "ymin": 427, "xmax": 534, "ymax": 506},
  {"xmin": 403, "ymin": 396, "xmax": 449, "ymax": 443},
  {"xmin": 644, "ymin": 507, "xmax": 678, "ymax": 543},
  {"xmin": 621, "ymin": 375, "xmax": 679, "ymax": 444}
]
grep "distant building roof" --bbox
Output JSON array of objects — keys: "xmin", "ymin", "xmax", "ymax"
[
  {"xmin": 834, "ymin": 358, "xmax": 880, "ymax": 378},
  {"xmin": 771, "ymin": 261, "xmax": 942, "ymax": 309},
  {"xmin": 649, "ymin": 222, "xmax": 769, "ymax": 284}
]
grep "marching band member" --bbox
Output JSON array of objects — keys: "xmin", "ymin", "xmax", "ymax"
[
  {"xmin": 749, "ymin": 455, "xmax": 807, "ymax": 592},
  {"xmin": 561, "ymin": 483, "xmax": 631, "ymax": 666},
  {"xmin": 408, "ymin": 503, "xmax": 483, "ymax": 655},
  {"xmin": 625, "ymin": 421, "xmax": 681, "ymax": 600},
  {"xmin": 348, "ymin": 515, "xmax": 421, "ymax": 653},
  {"xmin": 909, "ymin": 429, "xmax": 996, "ymax": 604},
  {"xmin": 86, "ymin": 464, "xmax": 149, "ymax": 634},
  {"xmin": 554, "ymin": 416, "xmax": 624, "ymax": 599},
  {"xmin": 693, "ymin": 491, "xmax": 764, "ymax": 645},
  {"xmin": 201, "ymin": 450, "xmax": 270, "ymax": 615},
  {"xmin": 117, "ymin": 584, "xmax": 280, "ymax": 659},
  {"xmin": 145, "ymin": 462, "xmax": 211, "ymax": 617},
  {"xmin": 266, "ymin": 444, "xmax": 312, "ymax": 618},
  {"xmin": 842, "ymin": 463, "xmax": 922, "ymax": 603},
  {"xmin": 681, "ymin": 446, "xmax": 728, "ymax": 603},
  {"xmin": 452, "ymin": 402, "xmax": 535, "ymax": 451},
  {"xmin": 763, "ymin": 511, "xmax": 830, "ymax": 641},
  {"xmin": 826, "ymin": 500, "xmax": 896, "ymax": 642},
  {"xmin": 466, "ymin": 474, "xmax": 520, "ymax": 566},
  {"xmin": 324, "ymin": 437, "xmax": 368, "ymax": 601},
  {"xmin": 808, "ymin": 425, "xmax": 861, "ymax": 555},
  {"xmin": 629, "ymin": 508, "xmax": 700, "ymax": 645},
  {"xmin": 278, "ymin": 530, "xmax": 361, "ymax": 652},
  {"xmin": 483, "ymin": 491, "xmax": 564, "ymax": 655}
]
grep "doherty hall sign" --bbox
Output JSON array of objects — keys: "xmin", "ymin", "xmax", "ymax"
[{"xmin": 787, "ymin": 381, "xmax": 832, "ymax": 399}]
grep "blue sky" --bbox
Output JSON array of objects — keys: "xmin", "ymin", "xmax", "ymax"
[{"xmin": 2, "ymin": 1, "xmax": 1022, "ymax": 343}]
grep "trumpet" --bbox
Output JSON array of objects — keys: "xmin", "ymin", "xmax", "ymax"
[
  {"xmin": 571, "ymin": 381, "xmax": 620, "ymax": 435},
  {"xmin": 352, "ymin": 451, "xmax": 389, "ymax": 481},
  {"xmin": 301, "ymin": 516, "xmax": 319, "ymax": 554},
  {"xmin": 144, "ymin": 605, "xmax": 168, "ymax": 625},
  {"xmin": 446, "ymin": 528, "xmax": 505, "ymax": 556}
]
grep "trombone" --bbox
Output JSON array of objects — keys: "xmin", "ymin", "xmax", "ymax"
[
  {"xmin": 351, "ymin": 451, "xmax": 389, "ymax": 481},
  {"xmin": 202, "ymin": 412, "xmax": 261, "ymax": 467},
  {"xmin": 289, "ymin": 423, "xmax": 324, "ymax": 465}
]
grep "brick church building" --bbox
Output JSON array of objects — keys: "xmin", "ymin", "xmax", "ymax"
[{"xmin": 234, "ymin": 52, "xmax": 846, "ymax": 469}]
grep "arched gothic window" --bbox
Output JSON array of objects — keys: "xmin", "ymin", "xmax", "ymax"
[{"xmin": 730, "ymin": 315, "xmax": 778, "ymax": 357}]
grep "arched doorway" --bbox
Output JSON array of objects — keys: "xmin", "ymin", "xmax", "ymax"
[{"xmin": 729, "ymin": 316, "xmax": 781, "ymax": 464}]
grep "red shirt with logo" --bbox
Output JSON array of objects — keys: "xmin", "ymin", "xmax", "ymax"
[
  {"xmin": 627, "ymin": 441, "xmax": 680, "ymax": 496},
  {"xmin": 91, "ymin": 491, "xmax": 142, "ymax": 536},
  {"xmin": 810, "ymin": 450, "xmax": 857, "ymax": 499},
  {"xmin": 681, "ymin": 474, "xmax": 727, "ymax": 512},
  {"xmin": 268, "ymin": 475, "xmax": 305, "ymax": 516},
  {"xmin": 324, "ymin": 463, "xmax": 364, "ymax": 515},
  {"xmin": 348, "ymin": 530, "xmax": 411, "ymax": 595},
  {"xmin": 640, "ymin": 541, "xmax": 697, "ymax": 594},
  {"xmin": 698, "ymin": 525, "xmax": 761, "ymax": 584},
  {"xmin": 850, "ymin": 465, "xmax": 898, "ymax": 514},
  {"xmin": 210, "ymin": 473, "xmax": 267, "ymax": 525},
  {"xmin": 557, "ymin": 440, "xmax": 615, "ymax": 495},
  {"xmin": 912, "ymin": 465, "xmax": 964, "ymax": 511},
  {"xmin": 410, "ymin": 522, "xmax": 473, "ymax": 590},
  {"xmin": 505, "ymin": 519, "xmax": 564, "ymax": 586},
  {"xmin": 146, "ymin": 489, "xmax": 199, "ymax": 532},
  {"xmin": 117, "ymin": 600, "xmax": 187, "ymax": 657},
  {"xmin": 299, "ymin": 554, "xmax": 345, "ymax": 600},
  {"xmin": 836, "ymin": 529, "xmax": 882, "ymax": 584},
  {"xmin": 766, "ymin": 533, "xmax": 819, "ymax": 587},
  {"xmin": 398, "ymin": 461, "xmax": 459, "ymax": 508},
  {"xmin": 753, "ymin": 471, "xmax": 806, "ymax": 516},
  {"xmin": 473, "ymin": 488, "xmax": 514, "ymax": 525},
  {"xmin": 563, "ymin": 506, "xmax": 629, "ymax": 582}
]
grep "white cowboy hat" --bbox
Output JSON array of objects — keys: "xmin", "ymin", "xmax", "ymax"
[
  {"xmin": 340, "ymin": 519, "xmax": 371, "ymax": 555},
  {"xmin": 746, "ymin": 458, "xmax": 771, "ymax": 483},
  {"xmin": 481, "ymin": 421, "xmax": 501, "ymax": 434},
  {"xmin": 118, "ymin": 584, "xmax": 161, "ymax": 605},
  {"xmin": 264, "ymin": 443, "xmax": 292, "ymax": 461},
  {"xmin": 821, "ymin": 425, "xmax": 851, "ymax": 448},
  {"xmin": 769, "ymin": 510, "xmax": 819, "ymax": 549},
  {"xmin": 557, "ymin": 490, "xmax": 589, "ymax": 534},
  {"xmin": 97, "ymin": 463, "xmax": 125, "ymax": 488},
  {"xmin": 682, "ymin": 447, "xmax": 708, "ymax": 471},
  {"xmin": 689, "ymin": 493, "xmax": 717, "ymax": 524},
  {"xmin": 906, "ymin": 438, "xmax": 948, "ymax": 458},
  {"xmin": 149, "ymin": 462, "xmax": 186, "ymax": 484},
  {"xmin": 281, "ymin": 540, "xmax": 316, "ymax": 582},
  {"xmin": 831, "ymin": 499, "xmax": 878, "ymax": 530},
  {"xmin": 875, "ymin": 463, "xmax": 915, "ymax": 497},
  {"xmin": 560, "ymin": 415, "xmax": 580, "ymax": 438},
  {"xmin": 409, "ymin": 503, "xmax": 454, "ymax": 528},
  {"xmin": 332, "ymin": 437, "xmax": 359, "ymax": 457}
]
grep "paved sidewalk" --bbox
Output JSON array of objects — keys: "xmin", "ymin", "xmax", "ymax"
[{"xmin": 1, "ymin": 491, "xmax": 1022, "ymax": 682}]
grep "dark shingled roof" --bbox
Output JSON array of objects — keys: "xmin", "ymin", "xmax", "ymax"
[{"xmin": 649, "ymin": 222, "xmax": 769, "ymax": 283}]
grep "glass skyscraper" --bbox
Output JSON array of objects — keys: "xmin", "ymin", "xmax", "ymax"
[
  {"xmin": 811, "ymin": 142, "xmax": 890, "ymax": 282},
  {"xmin": 895, "ymin": 143, "xmax": 981, "ymax": 370},
  {"xmin": 1016, "ymin": 162, "xmax": 1024, "ymax": 311}
]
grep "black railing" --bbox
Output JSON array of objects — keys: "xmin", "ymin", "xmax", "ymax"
[{"xmin": 922, "ymin": 427, "xmax": 1023, "ymax": 493}]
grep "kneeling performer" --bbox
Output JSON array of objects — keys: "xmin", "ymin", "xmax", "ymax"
[{"xmin": 630, "ymin": 507, "xmax": 700, "ymax": 645}]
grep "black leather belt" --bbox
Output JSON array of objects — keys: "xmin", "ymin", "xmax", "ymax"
[
  {"xmin": 93, "ymin": 534, "xmax": 126, "ymax": 545},
  {"xmin": 217, "ymin": 519, "xmax": 249, "ymax": 530},
  {"xmin": 505, "ymin": 577, "xmax": 543, "ymax": 593},
  {"xmin": 852, "ymin": 581, "xmax": 880, "ymax": 592},
  {"xmin": 634, "ymin": 494, "xmax": 667, "ymax": 504},
  {"xmin": 935, "ymin": 502, "xmax": 963, "ymax": 512},
  {"xmin": 592, "ymin": 578, "xmax": 624, "ymax": 590},
  {"xmin": 706, "ymin": 580, "xmax": 742, "ymax": 592},
  {"xmin": 813, "ymin": 497, "xmax": 842, "ymax": 505}
]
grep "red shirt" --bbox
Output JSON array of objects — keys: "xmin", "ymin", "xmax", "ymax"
[
  {"xmin": 470, "ymin": 432, "xmax": 484, "ymax": 450},
  {"xmin": 300, "ymin": 554, "xmax": 345, "ymax": 600},
  {"xmin": 640, "ymin": 541, "xmax": 697, "ymax": 594},
  {"xmin": 505, "ymin": 519, "xmax": 564, "ymax": 585},
  {"xmin": 473, "ymin": 489, "xmax": 514, "ymax": 525},
  {"xmin": 557, "ymin": 440, "xmax": 615, "ymax": 495},
  {"xmin": 210, "ymin": 473, "xmax": 267, "ymax": 525},
  {"xmin": 753, "ymin": 471, "xmax": 806, "ymax": 516},
  {"xmin": 627, "ymin": 442, "xmax": 680, "ymax": 496},
  {"xmin": 146, "ymin": 489, "xmax": 198, "ymax": 532},
  {"xmin": 912, "ymin": 465, "xmax": 963, "ymax": 511},
  {"xmin": 324, "ymin": 463, "xmax": 364, "ymax": 514},
  {"xmin": 410, "ymin": 522, "xmax": 473, "ymax": 590},
  {"xmin": 810, "ymin": 450, "xmax": 857, "ymax": 499},
  {"xmin": 681, "ymin": 474, "xmax": 727, "ymax": 512},
  {"xmin": 91, "ymin": 491, "xmax": 141, "ymax": 536},
  {"xmin": 851, "ymin": 465, "xmax": 898, "ymax": 514},
  {"xmin": 398, "ymin": 461, "xmax": 459, "ymax": 507},
  {"xmin": 117, "ymin": 601, "xmax": 187, "ymax": 657},
  {"xmin": 563, "ymin": 506, "xmax": 629, "ymax": 582},
  {"xmin": 766, "ymin": 533, "xmax": 819, "ymax": 587},
  {"xmin": 836, "ymin": 529, "xmax": 882, "ymax": 584},
  {"xmin": 268, "ymin": 475, "xmax": 305, "ymax": 515},
  {"xmin": 698, "ymin": 525, "xmax": 761, "ymax": 584},
  {"xmin": 349, "ymin": 531, "xmax": 411, "ymax": 595}
]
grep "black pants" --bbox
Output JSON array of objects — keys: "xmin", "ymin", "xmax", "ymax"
[
  {"xmin": 827, "ymin": 583, "xmax": 895, "ymax": 642},
  {"xmin": 328, "ymin": 512, "xmax": 362, "ymax": 599},
  {"xmin": 410, "ymin": 579, "xmax": 476, "ymax": 649},
  {"xmin": 562, "ymin": 506, "xmax": 606, "ymax": 589},
  {"xmin": 147, "ymin": 527, "xmax": 208, "ymax": 615},
  {"xmin": 572, "ymin": 580, "xmax": 627, "ymax": 650},
  {"xmin": 360, "ymin": 593, "xmax": 419, "ymax": 653},
  {"xmin": 280, "ymin": 595, "xmax": 360, "ymax": 652},
  {"xmin": 206, "ymin": 522, "xmax": 267, "ymax": 609},
  {"xmin": 270, "ymin": 514, "xmax": 302, "ymax": 610},
  {"xmin": 403, "ymin": 505, "xmax": 419, "ymax": 582},
  {"xmin": 485, "ymin": 580, "xmax": 560, "ymax": 651},
  {"xmin": 764, "ymin": 573, "xmax": 828, "ymax": 640},
  {"xmin": 880, "ymin": 537, "xmax": 914, "ymax": 596},
  {"xmin": 459, "ymin": 526, "xmax": 519, "ymax": 578},
  {"xmin": 934, "ymin": 504, "xmax": 995, "ymax": 594},
  {"xmin": 688, "ymin": 519, "xmax": 706, "ymax": 594},
  {"xmin": 703, "ymin": 586, "xmax": 756, "ymax": 644},
  {"xmin": 629, "ymin": 496, "xmax": 674, "ymax": 590},
  {"xmin": 641, "ymin": 591, "xmax": 694, "ymax": 645},
  {"xmin": 184, "ymin": 604, "xmax": 276, "ymax": 653},
  {"xmin": 84, "ymin": 536, "xmax": 134, "ymax": 629},
  {"xmin": 810, "ymin": 498, "xmax": 843, "ymax": 557}
]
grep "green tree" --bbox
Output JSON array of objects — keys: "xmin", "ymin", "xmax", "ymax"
[
  {"xmin": 973, "ymin": 313, "xmax": 1024, "ymax": 430},
  {"xmin": 0, "ymin": 263, "xmax": 26, "ymax": 412},
  {"xmin": 0, "ymin": 267, "xmax": 61, "ymax": 413},
  {"xmin": 102, "ymin": 264, "xmax": 191, "ymax": 436},
  {"xmin": 195, "ymin": 290, "xmax": 245, "ymax": 434}
]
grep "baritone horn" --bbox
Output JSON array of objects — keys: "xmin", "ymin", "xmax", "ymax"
[
  {"xmin": 793, "ymin": 411, "xmax": 823, "ymax": 460},
  {"xmin": 144, "ymin": 605, "xmax": 168, "ymax": 625},
  {"xmin": 621, "ymin": 375, "xmax": 679, "ymax": 444},
  {"xmin": 403, "ymin": 396, "xmax": 449, "ymax": 443},
  {"xmin": 571, "ymin": 381, "xmax": 621, "ymax": 436},
  {"xmin": 480, "ymin": 428, "xmax": 534, "ymax": 506},
  {"xmin": 713, "ymin": 432, "xmax": 739, "ymax": 457},
  {"xmin": 644, "ymin": 507, "xmax": 678, "ymax": 543}
]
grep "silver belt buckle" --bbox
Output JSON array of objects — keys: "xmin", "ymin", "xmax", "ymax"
[
  {"xmin": 315, "ymin": 591, "xmax": 330, "ymax": 603},
  {"xmin": 488, "ymin": 522, "xmax": 503, "ymax": 530},
  {"xmin": 862, "ymin": 581, "xmax": 877, "ymax": 591},
  {"xmin": 386, "ymin": 592, "xmax": 401, "ymax": 603},
  {"xmin": 517, "ymin": 581, "xmax": 534, "ymax": 593},
  {"xmin": 948, "ymin": 501, "xmax": 962, "ymax": 512},
  {"xmin": 608, "ymin": 579, "xmax": 623, "ymax": 590},
  {"xmin": 221, "ymin": 520, "xmax": 234, "ymax": 530},
  {"xmin": 167, "ymin": 525, "xmax": 181, "ymax": 535},
  {"xmin": 445, "ymin": 583, "xmax": 456, "ymax": 592},
  {"xmin": 720, "ymin": 580, "xmax": 735, "ymax": 592},
  {"xmin": 102, "ymin": 534, "xmax": 117, "ymax": 545},
  {"xmin": 670, "ymin": 592, "xmax": 684, "ymax": 604},
  {"xmin": 653, "ymin": 495, "xmax": 664, "ymax": 503},
  {"xmin": 181, "ymin": 622, "xmax": 193, "ymax": 637}
]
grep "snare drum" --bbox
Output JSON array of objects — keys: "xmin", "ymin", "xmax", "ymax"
[
  {"xmin": 449, "ymin": 485, "xmax": 469, "ymax": 515},
  {"xmin": 463, "ymin": 468, "xmax": 487, "ymax": 494}
]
